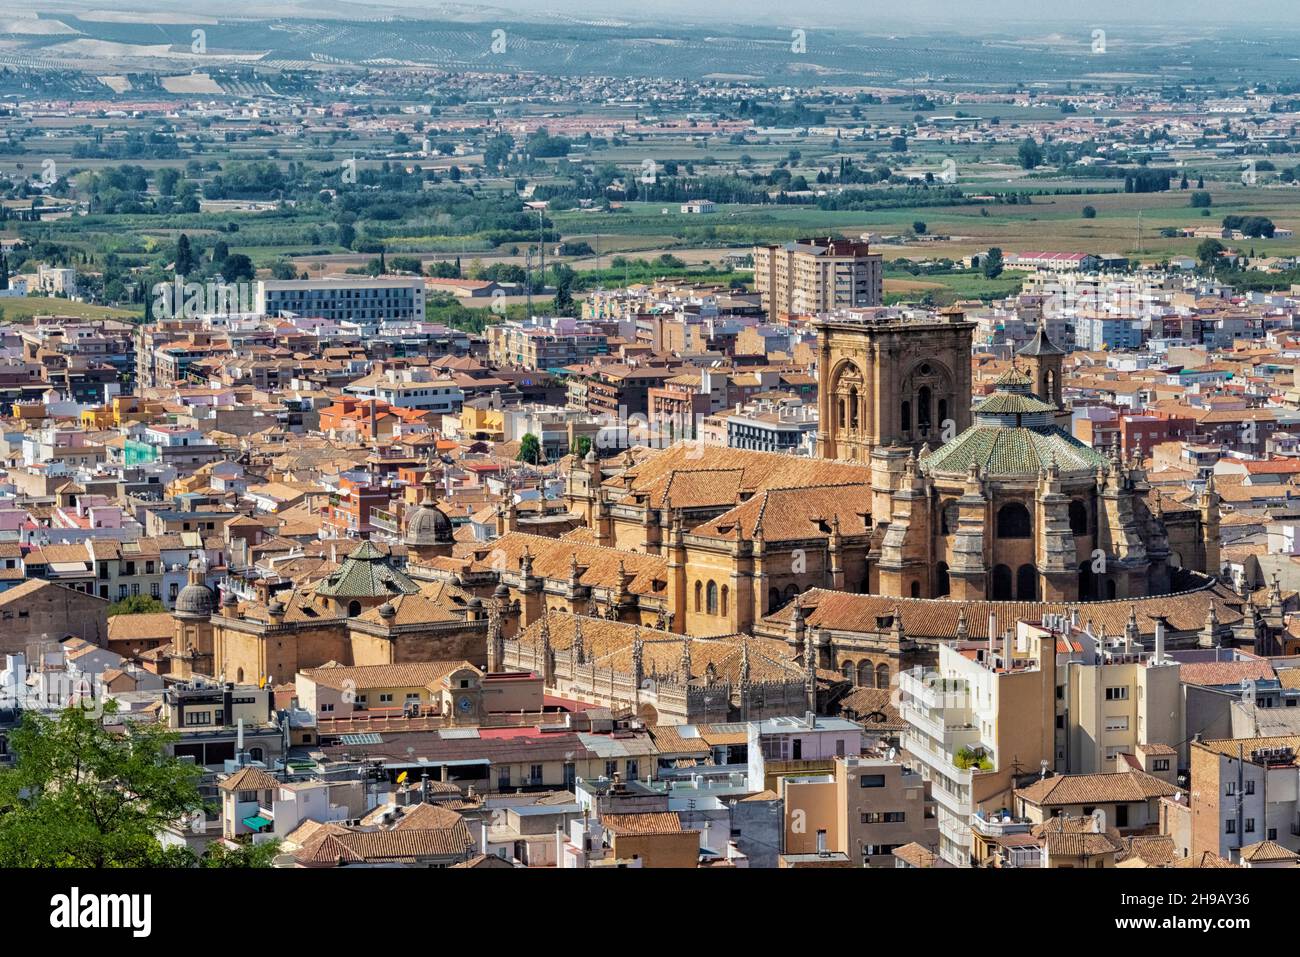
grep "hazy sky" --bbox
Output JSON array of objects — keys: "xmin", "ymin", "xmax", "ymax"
[{"xmin": 53, "ymin": 0, "xmax": 1300, "ymax": 30}]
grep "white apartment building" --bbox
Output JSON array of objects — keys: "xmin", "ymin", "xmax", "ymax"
[{"xmin": 899, "ymin": 622, "xmax": 1055, "ymax": 865}]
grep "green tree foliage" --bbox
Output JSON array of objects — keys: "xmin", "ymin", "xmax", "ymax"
[
  {"xmin": 0, "ymin": 705, "xmax": 203, "ymax": 867},
  {"xmin": 107, "ymin": 595, "xmax": 165, "ymax": 617},
  {"xmin": 1017, "ymin": 137, "xmax": 1043, "ymax": 170},
  {"xmin": 517, "ymin": 433, "xmax": 542, "ymax": 465},
  {"xmin": 1197, "ymin": 238, "xmax": 1225, "ymax": 268},
  {"xmin": 983, "ymin": 247, "xmax": 1004, "ymax": 279}
]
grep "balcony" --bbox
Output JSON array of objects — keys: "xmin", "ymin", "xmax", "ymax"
[
  {"xmin": 900, "ymin": 669, "xmax": 969, "ymax": 712},
  {"xmin": 901, "ymin": 701, "xmax": 945, "ymax": 741}
]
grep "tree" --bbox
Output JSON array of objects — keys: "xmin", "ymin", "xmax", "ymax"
[
  {"xmin": 1082, "ymin": 205, "xmax": 1097, "ymax": 219},
  {"xmin": 1017, "ymin": 137, "xmax": 1043, "ymax": 170},
  {"xmin": 912, "ymin": 220, "xmax": 927, "ymax": 234},
  {"xmin": 0, "ymin": 705, "xmax": 203, "ymax": 867},
  {"xmin": 574, "ymin": 435, "xmax": 592, "ymax": 458},
  {"xmin": 1197, "ymin": 238, "xmax": 1225, "ymax": 269},
  {"xmin": 174, "ymin": 233, "xmax": 196, "ymax": 275},
  {"xmin": 983, "ymin": 247, "xmax": 1004, "ymax": 279},
  {"xmin": 220, "ymin": 254, "xmax": 254, "ymax": 283},
  {"xmin": 200, "ymin": 839, "xmax": 281, "ymax": 867},
  {"xmin": 107, "ymin": 595, "xmax": 165, "ymax": 617},
  {"xmin": 517, "ymin": 433, "xmax": 542, "ymax": 465},
  {"xmin": 1189, "ymin": 190, "xmax": 1213, "ymax": 208}
]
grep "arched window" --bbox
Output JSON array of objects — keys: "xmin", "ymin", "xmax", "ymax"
[
  {"xmin": 694, "ymin": 581, "xmax": 703, "ymax": 613},
  {"xmin": 1078, "ymin": 561, "xmax": 1095, "ymax": 601},
  {"xmin": 938, "ymin": 398, "xmax": 949, "ymax": 429},
  {"xmin": 875, "ymin": 663, "xmax": 890, "ymax": 690},
  {"xmin": 236, "ymin": 668, "xmax": 245, "ymax": 683},
  {"xmin": 347, "ymin": 600, "xmax": 362, "ymax": 617},
  {"xmin": 936, "ymin": 562, "xmax": 950, "ymax": 597},
  {"xmin": 858, "ymin": 661, "xmax": 875, "ymax": 688},
  {"xmin": 849, "ymin": 386, "xmax": 860, "ymax": 429},
  {"xmin": 706, "ymin": 580, "xmax": 718, "ymax": 615},
  {"xmin": 1045, "ymin": 369, "xmax": 1056, "ymax": 400},
  {"xmin": 768, "ymin": 586, "xmax": 780, "ymax": 611},
  {"xmin": 910, "ymin": 581, "xmax": 921, "ymax": 598},
  {"xmin": 941, "ymin": 500, "xmax": 959, "ymax": 536},
  {"xmin": 996, "ymin": 502, "xmax": 1032, "ymax": 539},
  {"xmin": 918, "ymin": 385, "xmax": 932, "ymax": 434},
  {"xmin": 721, "ymin": 585, "xmax": 729, "ymax": 617},
  {"xmin": 842, "ymin": 661, "xmax": 855, "ymax": 681},
  {"xmin": 783, "ymin": 584, "xmax": 799, "ymax": 602},
  {"xmin": 992, "ymin": 564, "xmax": 1013, "ymax": 600},
  {"xmin": 838, "ymin": 398, "xmax": 846, "ymax": 429},
  {"xmin": 1069, "ymin": 500, "xmax": 1088, "ymax": 536},
  {"xmin": 901, "ymin": 400, "xmax": 911, "ymax": 433},
  {"xmin": 1106, "ymin": 579, "xmax": 1117, "ymax": 600},
  {"xmin": 1017, "ymin": 564, "xmax": 1038, "ymax": 601}
]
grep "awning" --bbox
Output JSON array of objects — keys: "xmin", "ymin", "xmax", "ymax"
[{"xmin": 242, "ymin": 815, "xmax": 272, "ymax": 831}]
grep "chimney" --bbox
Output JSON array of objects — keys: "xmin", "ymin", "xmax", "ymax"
[
  {"xmin": 987, "ymin": 612, "xmax": 997, "ymax": 658},
  {"xmin": 1003, "ymin": 630, "xmax": 1013, "ymax": 671},
  {"xmin": 1154, "ymin": 617, "xmax": 1166, "ymax": 665}
]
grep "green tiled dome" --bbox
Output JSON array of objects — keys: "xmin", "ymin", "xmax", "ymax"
[
  {"xmin": 972, "ymin": 391, "xmax": 1059, "ymax": 416},
  {"xmin": 922, "ymin": 425, "xmax": 1109, "ymax": 477}
]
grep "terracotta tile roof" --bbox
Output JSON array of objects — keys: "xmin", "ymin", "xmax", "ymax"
[
  {"xmin": 471, "ymin": 532, "xmax": 666, "ymax": 596},
  {"xmin": 1120, "ymin": 835, "xmax": 1178, "ymax": 867},
  {"xmin": 647, "ymin": 725, "xmax": 711, "ymax": 756},
  {"xmin": 1032, "ymin": 816, "xmax": 1124, "ymax": 857},
  {"xmin": 106, "ymin": 612, "xmax": 173, "ymax": 642},
  {"xmin": 767, "ymin": 583, "xmax": 1245, "ymax": 641},
  {"xmin": 1179, "ymin": 659, "xmax": 1275, "ymax": 687},
  {"xmin": 1173, "ymin": 851, "xmax": 1239, "ymax": 868},
  {"xmin": 514, "ymin": 611, "xmax": 816, "ymax": 685},
  {"xmin": 691, "ymin": 484, "xmax": 873, "ymax": 542},
  {"xmin": 301, "ymin": 660, "xmax": 474, "ymax": 692},
  {"xmin": 601, "ymin": 811, "xmax": 685, "ymax": 835},
  {"xmin": 1240, "ymin": 839, "xmax": 1299, "ymax": 863},
  {"xmin": 218, "ymin": 766, "xmax": 281, "ymax": 792},
  {"xmin": 1016, "ymin": 770, "xmax": 1178, "ymax": 808},
  {"xmin": 610, "ymin": 442, "xmax": 873, "ymax": 503},
  {"xmin": 892, "ymin": 842, "xmax": 941, "ymax": 867}
]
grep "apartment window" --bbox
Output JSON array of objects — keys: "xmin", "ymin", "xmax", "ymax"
[
  {"xmin": 1269, "ymin": 828, "xmax": 1278, "ymax": 841},
  {"xmin": 529, "ymin": 764, "xmax": 543, "ymax": 783},
  {"xmin": 1104, "ymin": 687, "xmax": 1129, "ymax": 701},
  {"xmin": 626, "ymin": 760, "xmax": 639, "ymax": 782},
  {"xmin": 1245, "ymin": 780, "xmax": 1255, "ymax": 795},
  {"xmin": 860, "ymin": 774, "xmax": 886, "ymax": 788},
  {"xmin": 320, "ymin": 703, "xmax": 334, "ymax": 713},
  {"xmin": 1245, "ymin": 818, "xmax": 1256, "ymax": 834},
  {"xmin": 1104, "ymin": 716, "xmax": 1129, "ymax": 732},
  {"xmin": 1226, "ymin": 782, "xmax": 1236, "ymax": 796},
  {"xmin": 1153, "ymin": 759, "xmax": 1170, "ymax": 771},
  {"xmin": 378, "ymin": 694, "xmax": 393, "ymax": 704},
  {"xmin": 861, "ymin": 812, "xmax": 906, "ymax": 824},
  {"xmin": 1225, "ymin": 820, "xmax": 1236, "ymax": 834}
]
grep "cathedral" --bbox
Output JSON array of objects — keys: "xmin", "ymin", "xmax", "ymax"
[
  {"xmin": 556, "ymin": 312, "xmax": 1218, "ymax": 630},
  {"xmin": 163, "ymin": 309, "xmax": 1264, "ymax": 712}
]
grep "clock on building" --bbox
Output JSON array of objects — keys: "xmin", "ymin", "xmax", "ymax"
[{"xmin": 457, "ymin": 696, "xmax": 473, "ymax": 714}]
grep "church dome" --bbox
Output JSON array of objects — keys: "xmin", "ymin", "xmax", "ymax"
[
  {"xmin": 405, "ymin": 462, "xmax": 454, "ymax": 547},
  {"xmin": 405, "ymin": 501, "xmax": 453, "ymax": 546},
  {"xmin": 175, "ymin": 561, "xmax": 216, "ymax": 618}
]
